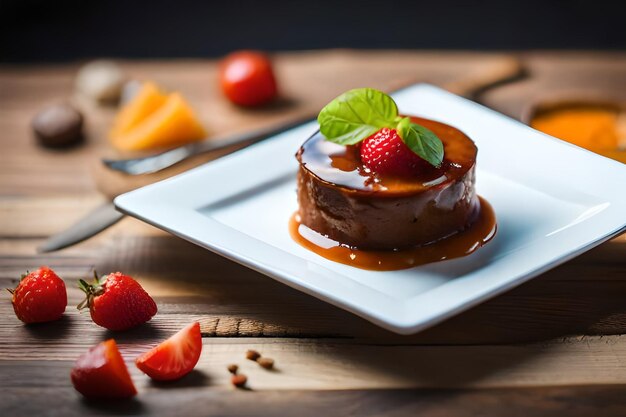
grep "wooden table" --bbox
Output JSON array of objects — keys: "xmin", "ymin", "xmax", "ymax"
[{"xmin": 1, "ymin": 50, "xmax": 625, "ymax": 416}]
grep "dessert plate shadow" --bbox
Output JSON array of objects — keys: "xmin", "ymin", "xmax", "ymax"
[{"xmin": 115, "ymin": 84, "xmax": 626, "ymax": 334}]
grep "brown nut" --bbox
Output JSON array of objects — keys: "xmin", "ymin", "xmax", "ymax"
[
  {"xmin": 227, "ymin": 364, "xmax": 239, "ymax": 374},
  {"xmin": 231, "ymin": 374, "xmax": 247, "ymax": 388},
  {"xmin": 246, "ymin": 349, "xmax": 261, "ymax": 361},
  {"xmin": 31, "ymin": 103, "xmax": 84, "ymax": 148},
  {"xmin": 257, "ymin": 357, "xmax": 274, "ymax": 370}
]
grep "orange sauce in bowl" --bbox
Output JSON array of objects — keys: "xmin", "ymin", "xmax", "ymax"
[{"xmin": 530, "ymin": 105, "xmax": 626, "ymax": 164}]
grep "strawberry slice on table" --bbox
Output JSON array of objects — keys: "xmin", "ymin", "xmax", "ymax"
[
  {"xmin": 360, "ymin": 127, "xmax": 432, "ymax": 178},
  {"xmin": 136, "ymin": 322, "xmax": 202, "ymax": 381},
  {"xmin": 71, "ymin": 339, "xmax": 137, "ymax": 399},
  {"xmin": 9, "ymin": 266, "xmax": 67, "ymax": 324},
  {"xmin": 78, "ymin": 271, "xmax": 157, "ymax": 331}
]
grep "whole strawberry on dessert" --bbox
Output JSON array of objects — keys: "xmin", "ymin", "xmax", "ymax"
[
  {"xmin": 71, "ymin": 339, "xmax": 137, "ymax": 399},
  {"xmin": 360, "ymin": 127, "xmax": 433, "ymax": 177},
  {"xmin": 78, "ymin": 271, "xmax": 157, "ymax": 331},
  {"xmin": 136, "ymin": 322, "xmax": 202, "ymax": 381},
  {"xmin": 9, "ymin": 266, "xmax": 67, "ymax": 324}
]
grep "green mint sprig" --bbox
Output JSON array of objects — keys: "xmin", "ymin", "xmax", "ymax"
[{"xmin": 317, "ymin": 88, "xmax": 444, "ymax": 167}]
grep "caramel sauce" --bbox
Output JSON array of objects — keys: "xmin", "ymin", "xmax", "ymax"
[
  {"xmin": 290, "ymin": 197, "xmax": 497, "ymax": 271},
  {"xmin": 298, "ymin": 116, "xmax": 477, "ymax": 195}
]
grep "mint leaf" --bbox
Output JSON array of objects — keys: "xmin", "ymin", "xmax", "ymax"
[
  {"xmin": 396, "ymin": 117, "xmax": 444, "ymax": 168},
  {"xmin": 317, "ymin": 88, "xmax": 444, "ymax": 168},
  {"xmin": 318, "ymin": 88, "xmax": 399, "ymax": 145}
]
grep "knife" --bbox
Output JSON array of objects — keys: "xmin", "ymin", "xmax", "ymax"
[
  {"xmin": 39, "ymin": 58, "xmax": 525, "ymax": 253},
  {"xmin": 37, "ymin": 202, "xmax": 124, "ymax": 253}
]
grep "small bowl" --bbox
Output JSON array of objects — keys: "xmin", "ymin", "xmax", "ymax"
[
  {"xmin": 521, "ymin": 93, "xmax": 623, "ymax": 125},
  {"xmin": 521, "ymin": 93, "xmax": 626, "ymax": 161}
]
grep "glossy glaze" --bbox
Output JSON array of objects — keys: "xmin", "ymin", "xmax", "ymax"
[
  {"xmin": 290, "ymin": 197, "xmax": 496, "ymax": 271},
  {"xmin": 297, "ymin": 117, "xmax": 477, "ymax": 195}
]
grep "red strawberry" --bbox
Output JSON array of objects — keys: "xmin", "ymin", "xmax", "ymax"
[
  {"xmin": 9, "ymin": 266, "xmax": 67, "ymax": 324},
  {"xmin": 71, "ymin": 339, "xmax": 137, "ymax": 399},
  {"xmin": 136, "ymin": 322, "xmax": 202, "ymax": 381},
  {"xmin": 78, "ymin": 272, "xmax": 157, "ymax": 331},
  {"xmin": 360, "ymin": 128, "xmax": 430, "ymax": 177}
]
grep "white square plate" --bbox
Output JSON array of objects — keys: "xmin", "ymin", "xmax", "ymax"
[{"xmin": 115, "ymin": 84, "xmax": 626, "ymax": 334}]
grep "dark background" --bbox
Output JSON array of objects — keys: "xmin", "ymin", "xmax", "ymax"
[{"xmin": 1, "ymin": 0, "xmax": 625, "ymax": 63}]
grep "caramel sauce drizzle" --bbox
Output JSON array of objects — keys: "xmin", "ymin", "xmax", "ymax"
[{"xmin": 289, "ymin": 197, "xmax": 497, "ymax": 271}]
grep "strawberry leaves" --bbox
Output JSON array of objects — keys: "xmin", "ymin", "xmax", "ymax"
[
  {"xmin": 318, "ymin": 88, "xmax": 398, "ymax": 145},
  {"xmin": 396, "ymin": 117, "xmax": 444, "ymax": 168},
  {"xmin": 317, "ymin": 88, "xmax": 444, "ymax": 167}
]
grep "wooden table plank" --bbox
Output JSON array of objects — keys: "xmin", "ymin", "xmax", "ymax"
[{"xmin": 4, "ymin": 386, "xmax": 626, "ymax": 417}]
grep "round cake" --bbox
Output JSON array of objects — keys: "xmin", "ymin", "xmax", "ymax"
[{"xmin": 296, "ymin": 116, "xmax": 479, "ymax": 250}]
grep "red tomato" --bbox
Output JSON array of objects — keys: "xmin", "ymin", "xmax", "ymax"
[{"xmin": 219, "ymin": 51, "xmax": 278, "ymax": 107}]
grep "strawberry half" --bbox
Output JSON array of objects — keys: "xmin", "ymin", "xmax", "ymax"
[
  {"xmin": 9, "ymin": 266, "xmax": 67, "ymax": 324},
  {"xmin": 136, "ymin": 322, "xmax": 202, "ymax": 381},
  {"xmin": 71, "ymin": 339, "xmax": 137, "ymax": 399},
  {"xmin": 78, "ymin": 272, "xmax": 157, "ymax": 331},
  {"xmin": 360, "ymin": 127, "xmax": 431, "ymax": 177}
]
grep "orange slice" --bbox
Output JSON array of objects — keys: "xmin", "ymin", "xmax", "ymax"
[
  {"xmin": 110, "ymin": 82, "xmax": 167, "ymax": 137},
  {"xmin": 111, "ymin": 92, "xmax": 207, "ymax": 151}
]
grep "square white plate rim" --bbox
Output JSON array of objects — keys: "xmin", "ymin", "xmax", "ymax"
[{"xmin": 115, "ymin": 83, "xmax": 626, "ymax": 335}]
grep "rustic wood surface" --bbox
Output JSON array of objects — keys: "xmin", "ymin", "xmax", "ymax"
[{"xmin": 1, "ymin": 50, "xmax": 625, "ymax": 416}]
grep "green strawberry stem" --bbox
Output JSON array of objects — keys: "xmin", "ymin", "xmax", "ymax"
[
  {"xmin": 77, "ymin": 271, "xmax": 105, "ymax": 311},
  {"xmin": 6, "ymin": 270, "xmax": 31, "ymax": 295}
]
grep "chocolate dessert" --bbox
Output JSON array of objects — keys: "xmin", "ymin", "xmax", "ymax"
[
  {"xmin": 290, "ymin": 88, "xmax": 495, "ymax": 270},
  {"xmin": 296, "ymin": 117, "xmax": 478, "ymax": 250}
]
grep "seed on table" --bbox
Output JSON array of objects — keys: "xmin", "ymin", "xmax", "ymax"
[
  {"xmin": 231, "ymin": 374, "xmax": 247, "ymax": 388},
  {"xmin": 257, "ymin": 357, "xmax": 274, "ymax": 370},
  {"xmin": 227, "ymin": 364, "xmax": 239, "ymax": 374},
  {"xmin": 246, "ymin": 349, "xmax": 261, "ymax": 361}
]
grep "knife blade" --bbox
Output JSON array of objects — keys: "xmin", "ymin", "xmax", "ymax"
[{"xmin": 37, "ymin": 202, "xmax": 124, "ymax": 253}]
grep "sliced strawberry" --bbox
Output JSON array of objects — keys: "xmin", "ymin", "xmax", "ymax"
[
  {"xmin": 136, "ymin": 322, "xmax": 202, "ymax": 381},
  {"xmin": 71, "ymin": 339, "xmax": 137, "ymax": 399},
  {"xmin": 360, "ymin": 127, "xmax": 430, "ymax": 177}
]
